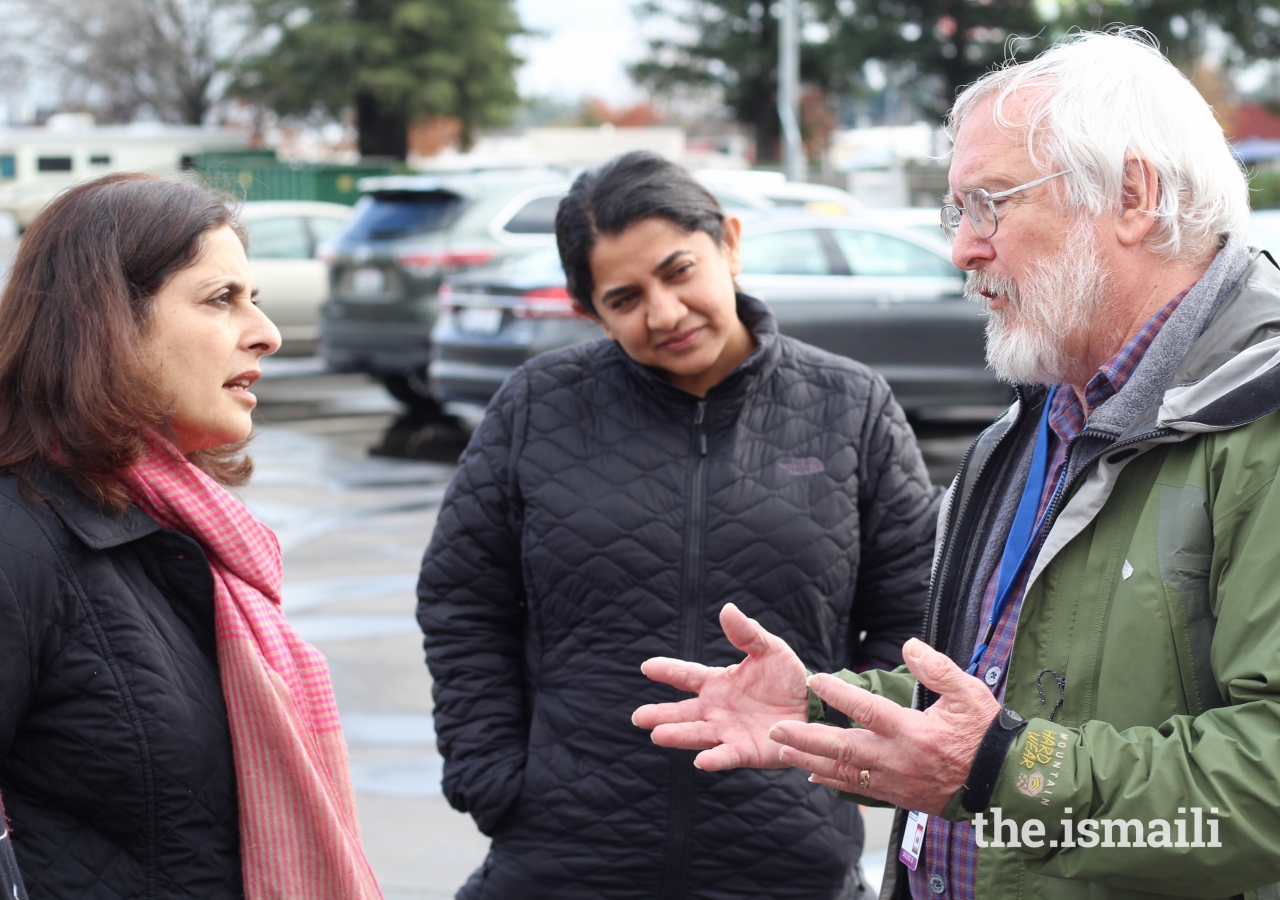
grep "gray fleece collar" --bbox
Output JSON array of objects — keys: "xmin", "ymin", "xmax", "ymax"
[{"xmin": 1086, "ymin": 233, "xmax": 1251, "ymax": 438}]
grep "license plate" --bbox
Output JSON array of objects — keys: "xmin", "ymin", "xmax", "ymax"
[
  {"xmin": 457, "ymin": 307, "xmax": 503, "ymax": 334},
  {"xmin": 351, "ymin": 267, "xmax": 386, "ymax": 297}
]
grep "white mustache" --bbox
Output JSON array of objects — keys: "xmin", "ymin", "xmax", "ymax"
[{"xmin": 964, "ymin": 269, "xmax": 1020, "ymax": 309}]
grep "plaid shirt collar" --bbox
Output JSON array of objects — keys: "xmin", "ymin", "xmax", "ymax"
[{"xmin": 1047, "ymin": 289, "xmax": 1188, "ymax": 445}]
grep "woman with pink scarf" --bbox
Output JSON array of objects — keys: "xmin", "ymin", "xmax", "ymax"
[{"xmin": 0, "ymin": 174, "xmax": 381, "ymax": 899}]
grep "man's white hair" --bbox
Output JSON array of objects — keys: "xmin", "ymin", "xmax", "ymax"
[{"xmin": 947, "ymin": 29, "xmax": 1249, "ymax": 262}]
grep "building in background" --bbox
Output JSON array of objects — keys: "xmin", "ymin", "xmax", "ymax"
[{"xmin": 0, "ymin": 113, "xmax": 248, "ymax": 225}]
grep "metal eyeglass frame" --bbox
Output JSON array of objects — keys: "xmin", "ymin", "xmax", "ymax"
[{"xmin": 940, "ymin": 170, "xmax": 1074, "ymax": 242}]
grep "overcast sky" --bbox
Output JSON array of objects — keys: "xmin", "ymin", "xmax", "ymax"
[
  {"xmin": 0, "ymin": 0, "xmax": 653, "ymax": 119},
  {"xmin": 513, "ymin": 0, "xmax": 648, "ymax": 104}
]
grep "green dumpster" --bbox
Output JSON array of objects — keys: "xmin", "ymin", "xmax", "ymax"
[{"xmin": 194, "ymin": 151, "xmax": 394, "ymax": 205}]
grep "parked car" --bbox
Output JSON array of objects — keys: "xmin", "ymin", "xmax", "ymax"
[
  {"xmin": 320, "ymin": 168, "xmax": 874, "ymax": 409},
  {"xmin": 240, "ymin": 201, "xmax": 353, "ymax": 356},
  {"xmin": 431, "ymin": 213, "xmax": 1013, "ymax": 418},
  {"xmin": 318, "ymin": 169, "xmax": 570, "ymax": 409},
  {"xmin": 430, "ymin": 248, "xmax": 599, "ymax": 405},
  {"xmin": 877, "ymin": 207, "xmax": 950, "ymax": 246},
  {"xmin": 696, "ymin": 170, "xmax": 864, "ymax": 216}
]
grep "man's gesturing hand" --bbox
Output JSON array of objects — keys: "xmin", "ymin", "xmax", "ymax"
[
  {"xmin": 632, "ymin": 603, "xmax": 808, "ymax": 771},
  {"xmin": 769, "ymin": 638, "xmax": 1000, "ymax": 815}
]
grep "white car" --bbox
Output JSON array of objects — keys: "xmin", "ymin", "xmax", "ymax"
[
  {"xmin": 240, "ymin": 201, "xmax": 353, "ymax": 355},
  {"xmin": 876, "ymin": 207, "xmax": 950, "ymax": 247},
  {"xmin": 694, "ymin": 170, "xmax": 864, "ymax": 216}
]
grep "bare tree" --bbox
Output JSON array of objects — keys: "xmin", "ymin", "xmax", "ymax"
[{"xmin": 3, "ymin": 0, "xmax": 255, "ymax": 124}]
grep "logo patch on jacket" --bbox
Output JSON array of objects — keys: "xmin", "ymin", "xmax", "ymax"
[
  {"xmin": 779, "ymin": 457, "xmax": 824, "ymax": 476},
  {"xmin": 1017, "ymin": 771, "xmax": 1045, "ymax": 797}
]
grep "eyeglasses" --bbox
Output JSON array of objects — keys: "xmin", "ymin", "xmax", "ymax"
[{"xmin": 940, "ymin": 170, "xmax": 1074, "ymax": 243}]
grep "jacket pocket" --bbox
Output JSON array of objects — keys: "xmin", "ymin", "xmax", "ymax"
[{"xmin": 1157, "ymin": 484, "xmax": 1223, "ymax": 713}]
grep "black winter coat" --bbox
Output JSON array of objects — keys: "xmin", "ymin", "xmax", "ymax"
[
  {"xmin": 418, "ymin": 296, "xmax": 941, "ymax": 900},
  {"xmin": 0, "ymin": 473, "xmax": 242, "ymax": 899}
]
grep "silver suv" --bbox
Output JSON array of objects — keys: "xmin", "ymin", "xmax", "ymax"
[{"xmin": 319, "ymin": 169, "xmax": 567, "ymax": 411}]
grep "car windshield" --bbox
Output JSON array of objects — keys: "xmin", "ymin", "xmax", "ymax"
[
  {"xmin": 509, "ymin": 247, "xmax": 566, "ymax": 285},
  {"xmin": 740, "ymin": 229, "xmax": 834, "ymax": 275},
  {"xmin": 503, "ymin": 195, "xmax": 564, "ymax": 234},
  {"xmin": 343, "ymin": 190, "xmax": 466, "ymax": 242},
  {"xmin": 831, "ymin": 229, "xmax": 960, "ymax": 278}
]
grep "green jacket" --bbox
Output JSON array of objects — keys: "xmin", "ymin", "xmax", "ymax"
[{"xmin": 830, "ymin": 242, "xmax": 1280, "ymax": 900}]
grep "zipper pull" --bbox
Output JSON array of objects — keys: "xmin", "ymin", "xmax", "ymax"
[
  {"xmin": 694, "ymin": 401, "xmax": 706, "ymax": 425},
  {"xmin": 699, "ymin": 434, "xmax": 708, "ymax": 456}
]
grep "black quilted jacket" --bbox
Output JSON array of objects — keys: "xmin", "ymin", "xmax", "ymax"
[
  {"xmin": 0, "ymin": 473, "xmax": 242, "ymax": 899},
  {"xmin": 418, "ymin": 295, "xmax": 941, "ymax": 900}
]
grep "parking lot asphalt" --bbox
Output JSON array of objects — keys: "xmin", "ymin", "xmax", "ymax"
[{"xmin": 245, "ymin": 360, "xmax": 987, "ymax": 897}]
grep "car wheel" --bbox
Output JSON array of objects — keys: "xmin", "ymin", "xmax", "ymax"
[{"xmin": 380, "ymin": 370, "xmax": 449, "ymax": 419}]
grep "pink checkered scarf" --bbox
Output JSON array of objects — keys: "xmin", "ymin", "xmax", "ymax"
[{"xmin": 123, "ymin": 434, "xmax": 382, "ymax": 900}]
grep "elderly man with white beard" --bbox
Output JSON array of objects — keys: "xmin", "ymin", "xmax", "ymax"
[{"xmin": 633, "ymin": 29, "xmax": 1280, "ymax": 900}]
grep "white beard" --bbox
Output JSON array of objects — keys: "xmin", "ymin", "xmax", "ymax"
[{"xmin": 967, "ymin": 222, "xmax": 1113, "ymax": 386}]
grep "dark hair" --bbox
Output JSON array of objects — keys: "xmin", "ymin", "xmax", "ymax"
[
  {"xmin": 555, "ymin": 151, "xmax": 726, "ymax": 312},
  {"xmin": 0, "ymin": 173, "xmax": 251, "ymax": 511}
]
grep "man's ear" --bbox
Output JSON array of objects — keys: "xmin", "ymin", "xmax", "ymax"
[{"xmin": 1116, "ymin": 155, "xmax": 1159, "ymax": 248}]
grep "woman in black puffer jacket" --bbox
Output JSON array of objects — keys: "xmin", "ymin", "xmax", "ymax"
[{"xmin": 417, "ymin": 152, "xmax": 942, "ymax": 900}]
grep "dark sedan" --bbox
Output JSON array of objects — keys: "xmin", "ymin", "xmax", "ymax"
[{"xmin": 429, "ymin": 214, "xmax": 1012, "ymax": 418}]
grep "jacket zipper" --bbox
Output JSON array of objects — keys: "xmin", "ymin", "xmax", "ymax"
[
  {"xmin": 923, "ymin": 438, "xmax": 981, "ymax": 650},
  {"xmin": 661, "ymin": 399, "xmax": 710, "ymax": 900},
  {"xmin": 924, "ymin": 397, "xmax": 1029, "ymax": 654}
]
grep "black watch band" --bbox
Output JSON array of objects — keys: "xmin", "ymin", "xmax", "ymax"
[{"xmin": 961, "ymin": 706, "xmax": 1028, "ymax": 814}]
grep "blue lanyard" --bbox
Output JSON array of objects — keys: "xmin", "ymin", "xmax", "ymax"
[{"xmin": 966, "ymin": 386, "xmax": 1062, "ymax": 677}]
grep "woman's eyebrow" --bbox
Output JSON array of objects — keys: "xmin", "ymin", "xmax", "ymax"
[
  {"xmin": 598, "ymin": 250, "xmax": 694, "ymax": 305},
  {"xmin": 198, "ymin": 276, "xmax": 258, "ymax": 298},
  {"xmin": 600, "ymin": 283, "xmax": 637, "ymax": 305},
  {"xmin": 653, "ymin": 249, "xmax": 692, "ymax": 274}
]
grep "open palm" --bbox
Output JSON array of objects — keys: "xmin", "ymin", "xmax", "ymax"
[{"xmin": 632, "ymin": 603, "xmax": 809, "ymax": 771}]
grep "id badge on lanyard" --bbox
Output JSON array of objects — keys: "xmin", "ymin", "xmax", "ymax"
[{"xmin": 900, "ymin": 810, "xmax": 928, "ymax": 871}]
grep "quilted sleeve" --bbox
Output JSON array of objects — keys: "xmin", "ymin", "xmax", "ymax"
[
  {"xmin": 417, "ymin": 371, "xmax": 530, "ymax": 836},
  {"xmin": 850, "ymin": 374, "xmax": 942, "ymax": 666}
]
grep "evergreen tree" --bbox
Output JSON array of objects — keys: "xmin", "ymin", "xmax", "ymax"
[
  {"xmin": 631, "ymin": 0, "xmax": 837, "ymax": 163},
  {"xmin": 633, "ymin": 0, "xmax": 1280, "ymax": 154},
  {"xmin": 235, "ymin": 0, "xmax": 524, "ymax": 158}
]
